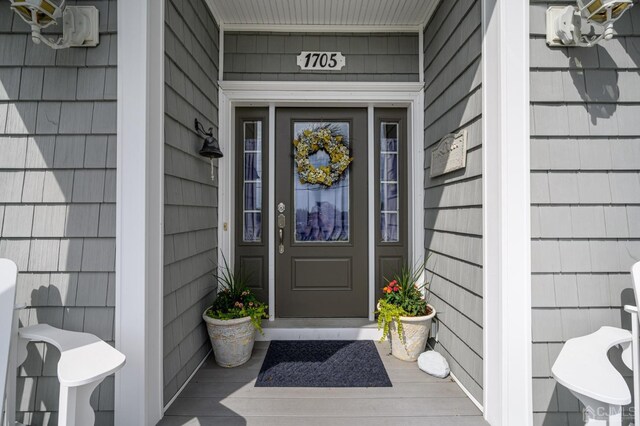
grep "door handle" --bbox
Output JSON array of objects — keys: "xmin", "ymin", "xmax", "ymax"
[{"xmin": 277, "ymin": 213, "xmax": 286, "ymax": 254}]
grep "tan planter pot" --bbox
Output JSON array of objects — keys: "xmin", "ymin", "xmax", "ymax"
[
  {"xmin": 203, "ymin": 310, "xmax": 256, "ymax": 368},
  {"xmin": 388, "ymin": 304, "xmax": 436, "ymax": 362}
]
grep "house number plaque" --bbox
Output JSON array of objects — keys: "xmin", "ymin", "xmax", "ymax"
[{"xmin": 297, "ymin": 51, "xmax": 346, "ymax": 71}]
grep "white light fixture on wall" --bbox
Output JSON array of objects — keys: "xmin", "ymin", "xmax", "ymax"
[
  {"xmin": 10, "ymin": 0, "xmax": 99, "ymax": 49},
  {"xmin": 547, "ymin": 0, "xmax": 633, "ymax": 47}
]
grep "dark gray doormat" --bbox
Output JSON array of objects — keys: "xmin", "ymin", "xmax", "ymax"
[{"xmin": 255, "ymin": 340, "xmax": 392, "ymax": 387}]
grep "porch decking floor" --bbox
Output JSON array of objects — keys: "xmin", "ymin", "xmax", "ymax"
[{"xmin": 159, "ymin": 341, "xmax": 487, "ymax": 426}]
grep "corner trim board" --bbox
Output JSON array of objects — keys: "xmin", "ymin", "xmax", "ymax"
[
  {"xmin": 115, "ymin": 0, "xmax": 164, "ymax": 424},
  {"xmin": 482, "ymin": 0, "xmax": 533, "ymax": 424}
]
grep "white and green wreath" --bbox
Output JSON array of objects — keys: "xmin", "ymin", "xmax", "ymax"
[{"xmin": 293, "ymin": 126, "xmax": 353, "ymax": 187}]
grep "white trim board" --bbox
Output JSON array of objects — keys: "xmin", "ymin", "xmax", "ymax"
[
  {"xmin": 218, "ymin": 24, "xmax": 423, "ymax": 33},
  {"xmin": 367, "ymin": 106, "xmax": 376, "ymax": 322},
  {"xmin": 256, "ymin": 328, "xmax": 383, "ymax": 341},
  {"xmin": 218, "ymin": 26, "xmax": 224, "ymax": 82},
  {"xmin": 409, "ymin": 90, "xmax": 425, "ymax": 271},
  {"xmin": 218, "ymin": 81, "xmax": 424, "ymax": 325},
  {"xmin": 418, "ymin": 30, "xmax": 424, "ymax": 84},
  {"xmin": 163, "ymin": 349, "xmax": 212, "ymax": 413},
  {"xmin": 115, "ymin": 0, "xmax": 164, "ymax": 424},
  {"xmin": 450, "ymin": 371, "xmax": 484, "ymax": 412},
  {"xmin": 220, "ymin": 81, "xmax": 423, "ymax": 94},
  {"xmin": 267, "ymin": 104, "xmax": 276, "ymax": 321},
  {"xmin": 482, "ymin": 0, "xmax": 532, "ymax": 424},
  {"xmin": 427, "ymin": 339, "xmax": 484, "ymax": 412},
  {"xmin": 218, "ymin": 88, "xmax": 234, "ymax": 276}
]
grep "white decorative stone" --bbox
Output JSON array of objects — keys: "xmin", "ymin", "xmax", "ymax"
[{"xmin": 418, "ymin": 350, "xmax": 450, "ymax": 378}]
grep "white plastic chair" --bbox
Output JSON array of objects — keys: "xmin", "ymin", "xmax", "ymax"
[
  {"xmin": 0, "ymin": 259, "xmax": 126, "ymax": 426},
  {"xmin": 625, "ymin": 261, "xmax": 640, "ymax": 426},
  {"xmin": 552, "ymin": 260, "xmax": 640, "ymax": 426}
]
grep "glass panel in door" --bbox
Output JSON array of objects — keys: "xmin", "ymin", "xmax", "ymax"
[{"xmin": 293, "ymin": 122, "xmax": 350, "ymax": 242}]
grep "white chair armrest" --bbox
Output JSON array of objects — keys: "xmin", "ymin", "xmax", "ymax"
[
  {"xmin": 19, "ymin": 324, "xmax": 126, "ymax": 387},
  {"xmin": 624, "ymin": 305, "xmax": 638, "ymax": 315}
]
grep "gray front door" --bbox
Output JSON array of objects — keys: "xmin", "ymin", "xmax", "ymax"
[{"xmin": 275, "ymin": 108, "xmax": 368, "ymax": 317}]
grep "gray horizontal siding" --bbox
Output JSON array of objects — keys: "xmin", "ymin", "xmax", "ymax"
[
  {"xmin": 0, "ymin": 1, "xmax": 117, "ymax": 424},
  {"xmin": 530, "ymin": 2, "xmax": 640, "ymax": 425},
  {"xmin": 163, "ymin": 0, "xmax": 219, "ymax": 406},
  {"xmin": 223, "ymin": 32, "xmax": 419, "ymax": 82},
  {"xmin": 423, "ymin": 0, "xmax": 483, "ymax": 405}
]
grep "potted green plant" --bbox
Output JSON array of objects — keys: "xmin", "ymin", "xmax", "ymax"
[
  {"xmin": 203, "ymin": 255, "xmax": 268, "ymax": 368},
  {"xmin": 375, "ymin": 258, "xmax": 435, "ymax": 362}
]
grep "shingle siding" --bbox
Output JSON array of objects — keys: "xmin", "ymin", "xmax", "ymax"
[
  {"xmin": 530, "ymin": 2, "xmax": 640, "ymax": 425},
  {"xmin": 223, "ymin": 33, "xmax": 419, "ymax": 82},
  {"xmin": 163, "ymin": 0, "xmax": 219, "ymax": 406},
  {"xmin": 423, "ymin": 0, "xmax": 483, "ymax": 405},
  {"xmin": 0, "ymin": 1, "xmax": 117, "ymax": 424}
]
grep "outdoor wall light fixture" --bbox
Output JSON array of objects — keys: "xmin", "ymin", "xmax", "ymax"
[
  {"xmin": 10, "ymin": 0, "xmax": 99, "ymax": 49},
  {"xmin": 547, "ymin": 0, "xmax": 633, "ymax": 47},
  {"xmin": 195, "ymin": 118, "xmax": 223, "ymax": 181}
]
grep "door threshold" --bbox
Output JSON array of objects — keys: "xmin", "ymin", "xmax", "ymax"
[{"xmin": 257, "ymin": 318, "xmax": 382, "ymax": 341}]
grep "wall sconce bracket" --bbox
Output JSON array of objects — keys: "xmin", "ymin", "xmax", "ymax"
[
  {"xmin": 10, "ymin": 1, "xmax": 99, "ymax": 49},
  {"xmin": 547, "ymin": 6, "xmax": 583, "ymax": 47},
  {"xmin": 60, "ymin": 6, "xmax": 100, "ymax": 48},
  {"xmin": 546, "ymin": 1, "xmax": 633, "ymax": 48}
]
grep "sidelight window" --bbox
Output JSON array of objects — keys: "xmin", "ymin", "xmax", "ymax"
[
  {"xmin": 380, "ymin": 122, "xmax": 399, "ymax": 242},
  {"xmin": 243, "ymin": 121, "xmax": 262, "ymax": 242}
]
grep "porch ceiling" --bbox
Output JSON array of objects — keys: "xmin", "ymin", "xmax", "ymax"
[{"xmin": 207, "ymin": 0, "xmax": 439, "ymax": 30}]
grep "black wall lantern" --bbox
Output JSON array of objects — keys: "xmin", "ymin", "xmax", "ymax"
[{"xmin": 195, "ymin": 118, "xmax": 223, "ymax": 159}]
